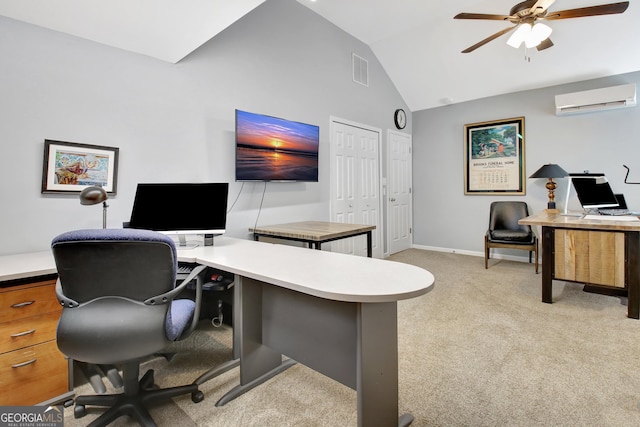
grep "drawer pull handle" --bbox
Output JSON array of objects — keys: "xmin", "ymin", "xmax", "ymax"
[
  {"xmin": 12, "ymin": 358, "xmax": 37, "ymax": 368},
  {"xmin": 10, "ymin": 329, "xmax": 36, "ymax": 338},
  {"xmin": 11, "ymin": 301, "xmax": 35, "ymax": 308}
]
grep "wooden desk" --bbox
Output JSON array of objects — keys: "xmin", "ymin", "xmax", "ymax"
[
  {"xmin": 520, "ymin": 211, "xmax": 640, "ymax": 318},
  {"xmin": 250, "ymin": 221, "xmax": 376, "ymax": 257}
]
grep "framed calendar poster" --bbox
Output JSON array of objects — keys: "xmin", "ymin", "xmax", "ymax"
[{"xmin": 463, "ymin": 117, "xmax": 525, "ymax": 195}]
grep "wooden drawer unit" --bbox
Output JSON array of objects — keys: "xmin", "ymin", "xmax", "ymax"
[{"xmin": 0, "ymin": 277, "xmax": 73, "ymax": 405}]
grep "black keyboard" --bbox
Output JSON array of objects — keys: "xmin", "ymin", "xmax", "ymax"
[{"xmin": 177, "ymin": 263, "xmax": 195, "ymax": 274}]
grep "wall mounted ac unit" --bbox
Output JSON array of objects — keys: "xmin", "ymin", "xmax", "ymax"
[{"xmin": 555, "ymin": 83, "xmax": 636, "ymax": 116}]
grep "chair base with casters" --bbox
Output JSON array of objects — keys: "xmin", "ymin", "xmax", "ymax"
[
  {"xmin": 484, "ymin": 234, "xmax": 539, "ymax": 273},
  {"xmin": 73, "ymin": 361, "xmax": 204, "ymax": 427}
]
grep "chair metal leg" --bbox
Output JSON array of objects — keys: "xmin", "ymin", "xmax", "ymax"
[{"xmin": 484, "ymin": 236, "xmax": 489, "ymax": 269}]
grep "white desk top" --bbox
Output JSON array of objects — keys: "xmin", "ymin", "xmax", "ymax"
[
  {"xmin": 0, "ymin": 237, "xmax": 434, "ymax": 303},
  {"xmin": 180, "ymin": 237, "xmax": 434, "ymax": 303},
  {"xmin": 0, "ymin": 251, "xmax": 57, "ymax": 282}
]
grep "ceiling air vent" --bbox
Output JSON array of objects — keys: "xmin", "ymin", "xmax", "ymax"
[{"xmin": 352, "ymin": 53, "xmax": 369, "ymax": 87}]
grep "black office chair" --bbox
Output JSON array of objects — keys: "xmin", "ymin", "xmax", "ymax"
[
  {"xmin": 51, "ymin": 228, "xmax": 206, "ymax": 427},
  {"xmin": 485, "ymin": 201, "xmax": 538, "ymax": 273}
]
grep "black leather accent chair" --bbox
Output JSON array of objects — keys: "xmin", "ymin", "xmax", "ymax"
[
  {"xmin": 51, "ymin": 228, "xmax": 206, "ymax": 427},
  {"xmin": 485, "ymin": 201, "xmax": 538, "ymax": 273}
]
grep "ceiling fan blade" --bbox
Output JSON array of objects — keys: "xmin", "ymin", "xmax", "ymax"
[
  {"xmin": 545, "ymin": 1, "xmax": 629, "ymax": 20},
  {"xmin": 461, "ymin": 26, "xmax": 517, "ymax": 53},
  {"xmin": 536, "ymin": 38, "xmax": 554, "ymax": 51},
  {"xmin": 528, "ymin": 0, "xmax": 556, "ymax": 15},
  {"xmin": 454, "ymin": 13, "xmax": 511, "ymax": 21}
]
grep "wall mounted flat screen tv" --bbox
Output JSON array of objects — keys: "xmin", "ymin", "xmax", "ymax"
[{"xmin": 235, "ymin": 109, "xmax": 319, "ymax": 182}]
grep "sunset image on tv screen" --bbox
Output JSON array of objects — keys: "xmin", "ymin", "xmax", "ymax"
[{"xmin": 235, "ymin": 110, "xmax": 319, "ymax": 181}]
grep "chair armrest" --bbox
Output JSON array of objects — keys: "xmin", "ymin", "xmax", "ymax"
[
  {"xmin": 179, "ymin": 264, "xmax": 206, "ymax": 337},
  {"xmin": 144, "ymin": 264, "xmax": 206, "ymax": 339},
  {"xmin": 56, "ymin": 278, "xmax": 79, "ymax": 307},
  {"xmin": 144, "ymin": 264, "xmax": 207, "ymax": 306}
]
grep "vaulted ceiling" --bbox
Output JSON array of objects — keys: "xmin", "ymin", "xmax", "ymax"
[{"xmin": 1, "ymin": 0, "xmax": 638, "ymax": 111}]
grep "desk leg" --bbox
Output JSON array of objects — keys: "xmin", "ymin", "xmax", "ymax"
[
  {"xmin": 626, "ymin": 231, "xmax": 640, "ymax": 319},
  {"xmin": 359, "ymin": 302, "xmax": 408, "ymax": 427},
  {"xmin": 216, "ymin": 276, "xmax": 295, "ymax": 407},
  {"xmin": 366, "ymin": 231, "xmax": 372, "ymax": 258},
  {"xmin": 541, "ymin": 226, "xmax": 554, "ymax": 304}
]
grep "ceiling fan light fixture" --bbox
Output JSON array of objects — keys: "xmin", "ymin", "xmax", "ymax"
[
  {"xmin": 507, "ymin": 22, "xmax": 552, "ymax": 49},
  {"xmin": 527, "ymin": 23, "xmax": 552, "ymax": 47},
  {"xmin": 506, "ymin": 23, "xmax": 532, "ymax": 48}
]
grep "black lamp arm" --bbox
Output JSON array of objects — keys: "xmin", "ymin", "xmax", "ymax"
[{"xmin": 623, "ymin": 165, "xmax": 640, "ymax": 184}]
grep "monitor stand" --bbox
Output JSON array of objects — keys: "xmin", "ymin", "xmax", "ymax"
[{"xmin": 177, "ymin": 235, "xmax": 199, "ymax": 249}]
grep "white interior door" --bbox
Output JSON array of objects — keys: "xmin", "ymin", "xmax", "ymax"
[
  {"xmin": 330, "ymin": 118, "xmax": 382, "ymax": 258},
  {"xmin": 387, "ymin": 130, "xmax": 412, "ymax": 254}
]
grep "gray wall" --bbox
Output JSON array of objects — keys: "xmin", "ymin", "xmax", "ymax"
[
  {"xmin": 412, "ymin": 71, "xmax": 640, "ymax": 257},
  {"xmin": 0, "ymin": 0, "xmax": 409, "ymax": 256}
]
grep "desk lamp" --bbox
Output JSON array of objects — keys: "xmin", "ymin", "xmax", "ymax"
[
  {"xmin": 529, "ymin": 164, "xmax": 568, "ymax": 210},
  {"xmin": 80, "ymin": 186, "xmax": 109, "ymax": 228}
]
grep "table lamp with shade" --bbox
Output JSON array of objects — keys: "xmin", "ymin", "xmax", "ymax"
[
  {"xmin": 79, "ymin": 186, "xmax": 109, "ymax": 228},
  {"xmin": 529, "ymin": 164, "xmax": 568, "ymax": 210}
]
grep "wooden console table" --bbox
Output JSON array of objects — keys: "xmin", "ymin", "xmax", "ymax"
[
  {"xmin": 250, "ymin": 221, "xmax": 376, "ymax": 257},
  {"xmin": 520, "ymin": 211, "xmax": 640, "ymax": 319}
]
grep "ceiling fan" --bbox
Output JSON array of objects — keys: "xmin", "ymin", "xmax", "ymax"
[{"xmin": 454, "ymin": 0, "xmax": 629, "ymax": 53}]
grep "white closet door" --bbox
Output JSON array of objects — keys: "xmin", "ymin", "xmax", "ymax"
[{"xmin": 330, "ymin": 119, "xmax": 381, "ymax": 258}]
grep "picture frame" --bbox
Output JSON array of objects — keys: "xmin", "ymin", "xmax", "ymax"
[
  {"xmin": 463, "ymin": 117, "xmax": 525, "ymax": 195},
  {"xmin": 41, "ymin": 139, "xmax": 119, "ymax": 194}
]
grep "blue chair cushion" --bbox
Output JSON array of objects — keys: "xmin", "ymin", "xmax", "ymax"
[{"xmin": 166, "ymin": 299, "xmax": 196, "ymax": 341}]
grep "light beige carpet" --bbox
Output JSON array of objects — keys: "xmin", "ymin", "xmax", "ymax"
[{"xmin": 63, "ymin": 249, "xmax": 640, "ymax": 426}]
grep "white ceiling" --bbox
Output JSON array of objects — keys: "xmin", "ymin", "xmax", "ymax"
[{"xmin": 1, "ymin": 0, "xmax": 639, "ymax": 111}]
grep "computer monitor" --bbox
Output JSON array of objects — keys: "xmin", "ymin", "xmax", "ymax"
[
  {"xmin": 128, "ymin": 183, "xmax": 229, "ymax": 247},
  {"xmin": 614, "ymin": 194, "xmax": 628, "ymax": 210},
  {"xmin": 570, "ymin": 174, "xmax": 619, "ymax": 209}
]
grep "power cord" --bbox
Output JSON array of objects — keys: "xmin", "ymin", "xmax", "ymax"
[
  {"xmin": 211, "ymin": 299, "xmax": 223, "ymax": 328},
  {"xmin": 253, "ymin": 182, "xmax": 267, "ymax": 231},
  {"xmin": 227, "ymin": 182, "xmax": 245, "ymax": 213}
]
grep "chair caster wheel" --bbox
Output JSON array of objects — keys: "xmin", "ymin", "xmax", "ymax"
[
  {"xmin": 191, "ymin": 391, "xmax": 204, "ymax": 403},
  {"xmin": 74, "ymin": 405, "xmax": 87, "ymax": 418}
]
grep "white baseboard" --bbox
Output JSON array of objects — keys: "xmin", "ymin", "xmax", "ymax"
[{"xmin": 410, "ymin": 244, "xmax": 537, "ymax": 264}]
